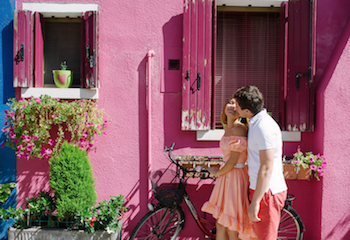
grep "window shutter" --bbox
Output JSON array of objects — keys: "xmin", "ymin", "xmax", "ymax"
[
  {"xmin": 81, "ymin": 11, "xmax": 99, "ymax": 88},
  {"xmin": 13, "ymin": 10, "xmax": 33, "ymax": 88},
  {"xmin": 34, "ymin": 12, "xmax": 44, "ymax": 87},
  {"xmin": 284, "ymin": 0, "xmax": 316, "ymax": 132},
  {"xmin": 182, "ymin": 0, "xmax": 214, "ymax": 130}
]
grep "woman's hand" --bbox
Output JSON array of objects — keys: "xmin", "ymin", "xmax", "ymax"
[{"xmin": 205, "ymin": 166, "xmax": 220, "ymax": 177}]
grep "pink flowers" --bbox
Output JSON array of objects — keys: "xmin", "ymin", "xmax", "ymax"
[
  {"xmin": 291, "ymin": 147, "xmax": 327, "ymax": 181},
  {"xmin": 48, "ymin": 139, "xmax": 54, "ymax": 146},
  {"xmin": 2, "ymin": 95, "xmax": 108, "ymax": 160},
  {"xmin": 89, "ymin": 216, "xmax": 97, "ymax": 227}
]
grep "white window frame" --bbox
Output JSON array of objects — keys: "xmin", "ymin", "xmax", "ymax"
[{"xmin": 20, "ymin": 2, "xmax": 99, "ymax": 99}]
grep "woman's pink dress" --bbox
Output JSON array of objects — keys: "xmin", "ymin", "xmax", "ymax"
[{"xmin": 201, "ymin": 136, "xmax": 256, "ymax": 240}]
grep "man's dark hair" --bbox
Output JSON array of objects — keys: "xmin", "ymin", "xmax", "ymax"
[{"xmin": 234, "ymin": 86, "xmax": 264, "ymax": 115}]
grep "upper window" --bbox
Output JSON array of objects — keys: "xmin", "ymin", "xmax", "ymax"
[
  {"xmin": 13, "ymin": 3, "xmax": 99, "ymax": 96},
  {"xmin": 181, "ymin": 0, "xmax": 316, "ymax": 132},
  {"xmin": 215, "ymin": 10, "xmax": 281, "ymax": 128}
]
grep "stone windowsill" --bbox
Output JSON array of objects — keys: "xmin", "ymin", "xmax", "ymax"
[{"xmin": 20, "ymin": 87, "xmax": 98, "ymax": 99}]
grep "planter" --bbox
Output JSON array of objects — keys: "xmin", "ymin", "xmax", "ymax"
[
  {"xmin": 283, "ymin": 164, "xmax": 311, "ymax": 180},
  {"xmin": 8, "ymin": 227, "xmax": 121, "ymax": 240},
  {"xmin": 52, "ymin": 70, "xmax": 73, "ymax": 88}
]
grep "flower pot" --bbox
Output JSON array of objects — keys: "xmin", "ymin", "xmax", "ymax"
[
  {"xmin": 8, "ymin": 227, "xmax": 121, "ymax": 240},
  {"xmin": 283, "ymin": 164, "xmax": 311, "ymax": 180},
  {"xmin": 52, "ymin": 70, "xmax": 73, "ymax": 88}
]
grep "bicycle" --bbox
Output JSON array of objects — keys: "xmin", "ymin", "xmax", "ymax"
[{"xmin": 130, "ymin": 143, "xmax": 305, "ymax": 240}]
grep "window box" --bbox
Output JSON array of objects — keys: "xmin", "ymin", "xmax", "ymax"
[{"xmin": 283, "ymin": 164, "xmax": 311, "ymax": 180}]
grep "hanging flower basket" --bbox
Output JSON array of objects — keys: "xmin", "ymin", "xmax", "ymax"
[
  {"xmin": 283, "ymin": 147, "xmax": 327, "ymax": 181},
  {"xmin": 283, "ymin": 164, "xmax": 312, "ymax": 180}
]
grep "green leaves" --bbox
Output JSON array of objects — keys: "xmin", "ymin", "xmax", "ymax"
[
  {"xmin": 0, "ymin": 182, "xmax": 16, "ymax": 203},
  {"xmin": 2, "ymin": 95, "xmax": 108, "ymax": 160},
  {"xmin": 50, "ymin": 142, "xmax": 97, "ymax": 219},
  {"xmin": 75, "ymin": 195, "xmax": 129, "ymax": 234}
]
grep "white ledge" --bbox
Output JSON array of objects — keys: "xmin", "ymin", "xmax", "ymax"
[
  {"xmin": 21, "ymin": 88, "xmax": 98, "ymax": 99},
  {"xmin": 22, "ymin": 2, "xmax": 99, "ymax": 18},
  {"xmin": 197, "ymin": 130, "xmax": 301, "ymax": 142}
]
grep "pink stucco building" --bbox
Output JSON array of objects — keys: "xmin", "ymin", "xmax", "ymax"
[{"xmin": 7, "ymin": 0, "xmax": 350, "ymax": 239}]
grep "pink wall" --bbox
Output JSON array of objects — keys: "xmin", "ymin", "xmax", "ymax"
[{"xmin": 14, "ymin": 0, "xmax": 350, "ymax": 239}]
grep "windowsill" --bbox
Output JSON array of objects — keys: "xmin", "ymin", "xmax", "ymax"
[
  {"xmin": 197, "ymin": 130, "xmax": 301, "ymax": 142},
  {"xmin": 21, "ymin": 87, "xmax": 98, "ymax": 99}
]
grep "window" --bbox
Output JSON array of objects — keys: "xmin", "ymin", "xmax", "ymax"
[
  {"xmin": 181, "ymin": 0, "xmax": 316, "ymax": 132},
  {"xmin": 215, "ymin": 10, "xmax": 281, "ymax": 128},
  {"xmin": 13, "ymin": 3, "xmax": 99, "ymax": 99},
  {"xmin": 43, "ymin": 18, "xmax": 82, "ymax": 87}
]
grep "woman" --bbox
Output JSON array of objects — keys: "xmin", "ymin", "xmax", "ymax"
[{"xmin": 202, "ymin": 97, "xmax": 256, "ymax": 240}]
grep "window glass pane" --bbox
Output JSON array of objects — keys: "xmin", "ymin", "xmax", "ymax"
[
  {"xmin": 215, "ymin": 11, "xmax": 280, "ymax": 128},
  {"xmin": 43, "ymin": 19, "xmax": 81, "ymax": 86}
]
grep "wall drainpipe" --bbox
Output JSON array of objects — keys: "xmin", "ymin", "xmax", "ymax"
[{"xmin": 147, "ymin": 50, "xmax": 155, "ymax": 199}]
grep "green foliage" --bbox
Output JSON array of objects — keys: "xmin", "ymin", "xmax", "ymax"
[
  {"xmin": 76, "ymin": 195, "xmax": 129, "ymax": 234},
  {"xmin": 50, "ymin": 141, "xmax": 97, "ymax": 219},
  {"xmin": 0, "ymin": 182, "xmax": 16, "ymax": 203},
  {"xmin": 0, "ymin": 207, "xmax": 23, "ymax": 222},
  {"xmin": 60, "ymin": 61, "xmax": 68, "ymax": 70},
  {"xmin": 2, "ymin": 94, "xmax": 108, "ymax": 160},
  {"xmin": 25, "ymin": 190, "xmax": 56, "ymax": 216}
]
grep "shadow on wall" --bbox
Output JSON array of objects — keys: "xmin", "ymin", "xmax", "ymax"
[
  {"xmin": 325, "ymin": 211, "xmax": 350, "ymax": 240},
  {"xmin": 120, "ymin": 54, "xmax": 149, "ymax": 239},
  {"xmin": 162, "ymin": 14, "xmax": 219, "ymax": 149},
  {"xmin": 15, "ymin": 157, "xmax": 51, "ymax": 208}
]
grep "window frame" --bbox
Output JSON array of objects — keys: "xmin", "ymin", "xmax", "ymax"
[
  {"xmin": 14, "ymin": 3, "xmax": 99, "ymax": 99},
  {"xmin": 182, "ymin": 0, "xmax": 316, "ymax": 140}
]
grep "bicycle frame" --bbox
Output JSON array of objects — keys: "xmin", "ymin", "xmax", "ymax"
[
  {"xmin": 163, "ymin": 143, "xmax": 216, "ymax": 238},
  {"xmin": 182, "ymin": 191, "xmax": 216, "ymax": 239}
]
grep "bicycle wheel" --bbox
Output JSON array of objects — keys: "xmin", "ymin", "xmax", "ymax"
[
  {"xmin": 130, "ymin": 206, "xmax": 185, "ymax": 240},
  {"xmin": 278, "ymin": 205, "xmax": 304, "ymax": 240}
]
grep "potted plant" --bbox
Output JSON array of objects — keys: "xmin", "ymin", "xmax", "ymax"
[
  {"xmin": 52, "ymin": 61, "xmax": 73, "ymax": 88},
  {"xmin": 1, "ymin": 95, "xmax": 108, "ymax": 160},
  {"xmin": 49, "ymin": 141, "xmax": 97, "ymax": 220},
  {"xmin": 3, "ymin": 143, "xmax": 128, "ymax": 239},
  {"xmin": 283, "ymin": 147, "xmax": 327, "ymax": 180}
]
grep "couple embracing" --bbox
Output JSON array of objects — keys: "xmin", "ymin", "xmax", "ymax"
[{"xmin": 202, "ymin": 86, "xmax": 287, "ymax": 240}]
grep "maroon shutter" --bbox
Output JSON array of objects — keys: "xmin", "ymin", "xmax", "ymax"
[
  {"xmin": 285, "ymin": 0, "xmax": 316, "ymax": 131},
  {"xmin": 34, "ymin": 12, "xmax": 44, "ymax": 87},
  {"xmin": 13, "ymin": 10, "xmax": 33, "ymax": 88},
  {"xmin": 182, "ymin": 0, "xmax": 214, "ymax": 130},
  {"xmin": 81, "ymin": 11, "xmax": 99, "ymax": 88},
  {"xmin": 280, "ymin": 2, "xmax": 288, "ymax": 130}
]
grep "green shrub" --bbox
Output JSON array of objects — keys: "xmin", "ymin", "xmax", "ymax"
[{"xmin": 49, "ymin": 141, "xmax": 97, "ymax": 219}]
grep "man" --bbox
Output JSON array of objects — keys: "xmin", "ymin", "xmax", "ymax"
[{"xmin": 234, "ymin": 86, "xmax": 287, "ymax": 239}]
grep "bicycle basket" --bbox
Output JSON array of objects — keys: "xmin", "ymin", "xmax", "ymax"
[{"xmin": 149, "ymin": 168, "xmax": 184, "ymax": 207}]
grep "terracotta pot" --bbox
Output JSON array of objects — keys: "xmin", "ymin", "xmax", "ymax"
[{"xmin": 283, "ymin": 164, "xmax": 312, "ymax": 180}]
